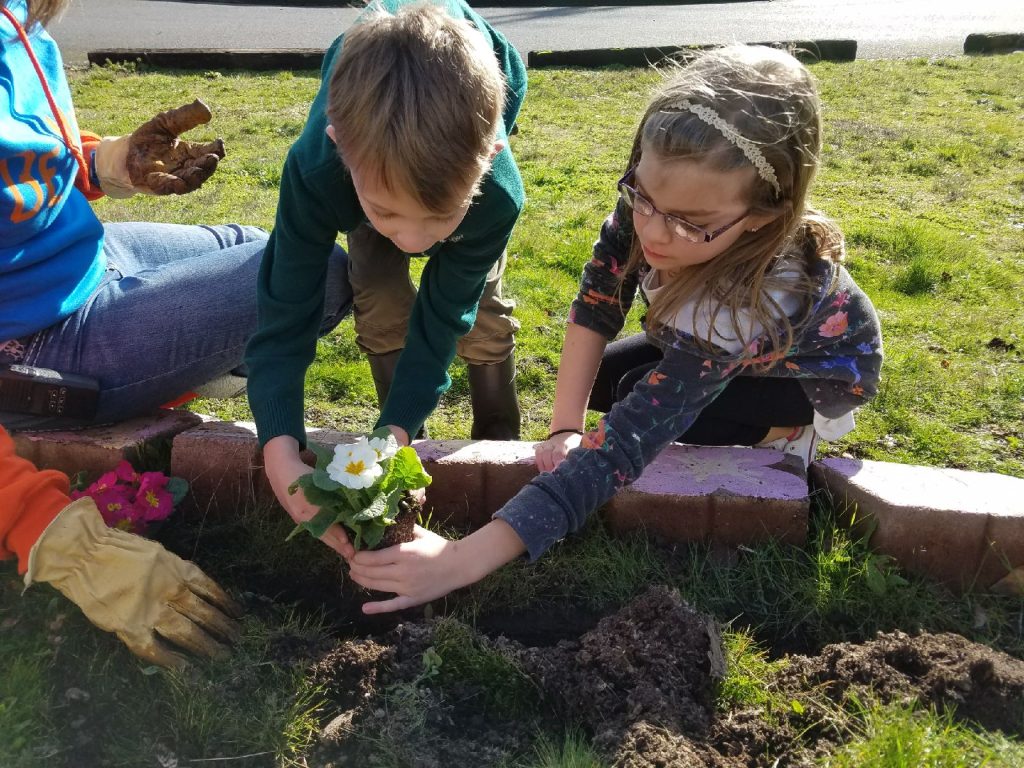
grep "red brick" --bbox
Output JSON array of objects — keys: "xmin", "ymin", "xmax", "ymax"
[
  {"xmin": 809, "ymin": 458, "xmax": 1024, "ymax": 590},
  {"xmin": 14, "ymin": 409, "xmax": 202, "ymax": 478},
  {"xmin": 170, "ymin": 420, "xmax": 262, "ymax": 518}
]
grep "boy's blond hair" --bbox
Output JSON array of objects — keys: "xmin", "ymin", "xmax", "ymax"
[{"xmin": 327, "ymin": 2, "xmax": 506, "ymax": 213}]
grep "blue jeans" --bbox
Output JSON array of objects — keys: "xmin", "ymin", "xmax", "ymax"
[{"xmin": 3, "ymin": 222, "xmax": 350, "ymax": 431}]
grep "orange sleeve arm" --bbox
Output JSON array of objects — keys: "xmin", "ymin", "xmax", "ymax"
[
  {"xmin": 0, "ymin": 427, "xmax": 71, "ymax": 573},
  {"xmin": 76, "ymin": 130, "xmax": 105, "ymax": 202}
]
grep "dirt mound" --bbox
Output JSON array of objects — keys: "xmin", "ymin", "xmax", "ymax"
[
  {"xmin": 517, "ymin": 585, "xmax": 725, "ymax": 747},
  {"xmin": 781, "ymin": 630, "xmax": 1024, "ymax": 734},
  {"xmin": 304, "ymin": 589, "xmax": 1024, "ymax": 767}
]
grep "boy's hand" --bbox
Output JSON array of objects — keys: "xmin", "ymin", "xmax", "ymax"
[
  {"xmin": 349, "ymin": 520, "xmax": 527, "ymax": 613},
  {"xmin": 263, "ymin": 437, "xmax": 354, "ymax": 559},
  {"xmin": 534, "ymin": 431, "xmax": 582, "ymax": 473}
]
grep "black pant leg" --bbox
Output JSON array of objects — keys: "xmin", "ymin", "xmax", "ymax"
[{"xmin": 588, "ymin": 333, "xmax": 814, "ymax": 446}]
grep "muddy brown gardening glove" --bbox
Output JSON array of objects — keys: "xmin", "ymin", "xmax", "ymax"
[
  {"xmin": 25, "ymin": 497, "xmax": 242, "ymax": 668},
  {"xmin": 94, "ymin": 99, "xmax": 225, "ymax": 198}
]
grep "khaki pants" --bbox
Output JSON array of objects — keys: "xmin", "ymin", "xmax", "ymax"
[{"xmin": 346, "ymin": 224, "xmax": 519, "ymax": 365}]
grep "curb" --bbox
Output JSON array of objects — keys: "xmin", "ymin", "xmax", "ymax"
[
  {"xmin": 964, "ymin": 32, "xmax": 1024, "ymax": 54},
  {"xmin": 528, "ymin": 39, "xmax": 857, "ymax": 68},
  {"xmin": 88, "ymin": 49, "xmax": 328, "ymax": 71},
  {"xmin": 88, "ymin": 39, "xmax": 857, "ymax": 71},
  {"xmin": 86, "ymin": 32, "xmax": 1024, "ymax": 73}
]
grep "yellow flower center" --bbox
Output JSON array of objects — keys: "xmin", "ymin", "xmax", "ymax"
[
  {"xmin": 145, "ymin": 490, "xmax": 160, "ymax": 507},
  {"xmin": 345, "ymin": 460, "xmax": 367, "ymax": 475}
]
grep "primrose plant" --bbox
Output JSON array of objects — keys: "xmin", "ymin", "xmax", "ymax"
[{"xmin": 287, "ymin": 427, "xmax": 432, "ymax": 550}]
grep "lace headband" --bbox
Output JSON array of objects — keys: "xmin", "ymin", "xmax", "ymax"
[{"xmin": 667, "ymin": 100, "xmax": 781, "ymax": 195}]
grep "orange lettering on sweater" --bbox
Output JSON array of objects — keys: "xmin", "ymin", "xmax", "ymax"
[{"xmin": 1, "ymin": 148, "xmax": 63, "ymax": 223}]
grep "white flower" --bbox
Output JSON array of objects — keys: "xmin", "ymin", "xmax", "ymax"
[
  {"xmin": 326, "ymin": 441, "xmax": 383, "ymax": 489},
  {"xmin": 367, "ymin": 435, "xmax": 398, "ymax": 462}
]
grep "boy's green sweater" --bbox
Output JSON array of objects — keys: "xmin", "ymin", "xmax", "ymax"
[{"xmin": 245, "ymin": 0, "xmax": 526, "ymax": 447}]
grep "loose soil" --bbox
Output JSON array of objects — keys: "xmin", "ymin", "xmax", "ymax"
[
  {"xmin": 300, "ymin": 586, "xmax": 1024, "ymax": 767},
  {"xmin": 376, "ymin": 491, "xmax": 418, "ymax": 550}
]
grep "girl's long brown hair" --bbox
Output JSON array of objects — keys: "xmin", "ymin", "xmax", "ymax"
[
  {"xmin": 622, "ymin": 45, "xmax": 843, "ymax": 368},
  {"xmin": 6, "ymin": 0, "xmax": 68, "ymax": 29}
]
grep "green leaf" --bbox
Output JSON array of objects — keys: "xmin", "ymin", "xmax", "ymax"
[
  {"xmin": 341, "ymin": 485, "xmax": 373, "ymax": 513},
  {"xmin": 360, "ymin": 522, "xmax": 386, "ymax": 550},
  {"xmin": 307, "ymin": 441, "xmax": 336, "ymax": 471},
  {"xmin": 295, "ymin": 481, "xmax": 346, "ymax": 511},
  {"xmin": 790, "ymin": 699, "xmax": 805, "ymax": 715},
  {"xmin": 312, "ymin": 466, "xmax": 342, "ymax": 492},
  {"xmin": 165, "ymin": 477, "xmax": 189, "ymax": 507},
  {"xmin": 865, "ymin": 558, "xmax": 888, "ymax": 596},
  {"xmin": 382, "ymin": 446, "xmax": 432, "ymax": 493},
  {"xmin": 352, "ymin": 492, "xmax": 389, "ymax": 522},
  {"xmin": 286, "ymin": 507, "xmax": 340, "ymax": 541},
  {"xmin": 69, "ymin": 470, "xmax": 90, "ymax": 493}
]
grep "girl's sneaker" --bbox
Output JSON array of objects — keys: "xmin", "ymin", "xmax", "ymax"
[{"xmin": 756, "ymin": 425, "xmax": 820, "ymax": 469}]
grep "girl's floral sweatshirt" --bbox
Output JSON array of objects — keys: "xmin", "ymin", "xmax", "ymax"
[{"xmin": 495, "ymin": 199, "xmax": 883, "ymax": 560}]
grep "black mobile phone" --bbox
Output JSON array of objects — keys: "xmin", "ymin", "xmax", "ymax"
[{"xmin": 0, "ymin": 364, "xmax": 100, "ymax": 420}]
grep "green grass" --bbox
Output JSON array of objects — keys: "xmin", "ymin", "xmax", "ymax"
[
  {"xmin": 827, "ymin": 699, "xmax": 1024, "ymax": 768},
  {"xmin": 68, "ymin": 55, "xmax": 1024, "ymax": 477},
  {"xmin": 527, "ymin": 728, "xmax": 607, "ymax": 768},
  {"xmin": 2, "ymin": 55, "xmax": 1022, "ymax": 765}
]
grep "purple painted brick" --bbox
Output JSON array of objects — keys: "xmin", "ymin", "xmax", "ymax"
[
  {"xmin": 14, "ymin": 409, "xmax": 203, "ymax": 478},
  {"xmin": 604, "ymin": 445, "xmax": 809, "ymax": 545},
  {"xmin": 809, "ymin": 458, "xmax": 1024, "ymax": 590}
]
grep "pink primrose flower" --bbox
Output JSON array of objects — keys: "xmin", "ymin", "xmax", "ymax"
[
  {"xmin": 114, "ymin": 460, "xmax": 141, "ymax": 486},
  {"xmin": 92, "ymin": 488, "xmax": 136, "ymax": 528},
  {"xmin": 89, "ymin": 469, "xmax": 120, "ymax": 494},
  {"xmin": 133, "ymin": 483, "xmax": 173, "ymax": 528}
]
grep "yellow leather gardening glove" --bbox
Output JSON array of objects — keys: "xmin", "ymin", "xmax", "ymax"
[
  {"xmin": 25, "ymin": 497, "xmax": 242, "ymax": 668},
  {"xmin": 94, "ymin": 99, "xmax": 225, "ymax": 198}
]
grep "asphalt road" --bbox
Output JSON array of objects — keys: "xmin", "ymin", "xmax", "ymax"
[{"xmin": 50, "ymin": 0, "xmax": 1024, "ymax": 65}]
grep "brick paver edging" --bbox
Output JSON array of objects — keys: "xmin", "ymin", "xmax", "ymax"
[{"xmin": 13, "ymin": 416, "xmax": 1023, "ymax": 593}]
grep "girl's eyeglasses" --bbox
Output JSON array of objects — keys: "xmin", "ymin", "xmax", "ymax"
[{"xmin": 618, "ymin": 167, "xmax": 748, "ymax": 244}]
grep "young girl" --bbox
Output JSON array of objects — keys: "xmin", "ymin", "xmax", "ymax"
[{"xmin": 347, "ymin": 45, "xmax": 883, "ymax": 612}]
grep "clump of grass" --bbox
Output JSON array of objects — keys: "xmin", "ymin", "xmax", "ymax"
[
  {"xmin": 455, "ymin": 519, "xmax": 670, "ymax": 618},
  {"xmin": 429, "ymin": 617, "xmax": 540, "ymax": 717},
  {"xmin": 716, "ymin": 628, "xmax": 789, "ymax": 715},
  {"xmin": 827, "ymin": 699, "xmax": 1024, "ymax": 768},
  {"xmin": 528, "ymin": 727, "xmax": 605, "ymax": 768},
  {"xmin": 845, "ymin": 219, "xmax": 971, "ymax": 296}
]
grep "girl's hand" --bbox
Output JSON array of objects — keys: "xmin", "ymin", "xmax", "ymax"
[
  {"xmin": 263, "ymin": 437, "xmax": 354, "ymax": 559},
  {"xmin": 349, "ymin": 520, "xmax": 527, "ymax": 614},
  {"xmin": 534, "ymin": 431, "xmax": 583, "ymax": 473},
  {"xmin": 348, "ymin": 526, "xmax": 470, "ymax": 613}
]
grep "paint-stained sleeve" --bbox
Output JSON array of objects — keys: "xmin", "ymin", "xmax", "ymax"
[
  {"xmin": 494, "ymin": 345, "xmax": 737, "ymax": 560},
  {"xmin": 568, "ymin": 198, "xmax": 639, "ymax": 340}
]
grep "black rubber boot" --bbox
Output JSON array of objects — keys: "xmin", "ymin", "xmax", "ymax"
[
  {"xmin": 367, "ymin": 350, "xmax": 402, "ymax": 406},
  {"xmin": 467, "ymin": 354, "xmax": 521, "ymax": 440},
  {"xmin": 367, "ymin": 350, "xmax": 427, "ymax": 439}
]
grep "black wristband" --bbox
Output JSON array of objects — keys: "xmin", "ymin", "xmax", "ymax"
[{"xmin": 547, "ymin": 428, "xmax": 583, "ymax": 440}]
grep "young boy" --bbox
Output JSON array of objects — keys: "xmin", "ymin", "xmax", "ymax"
[{"xmin": 245, "ymin": 0, "xmax": 526, "ymax": 555}]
